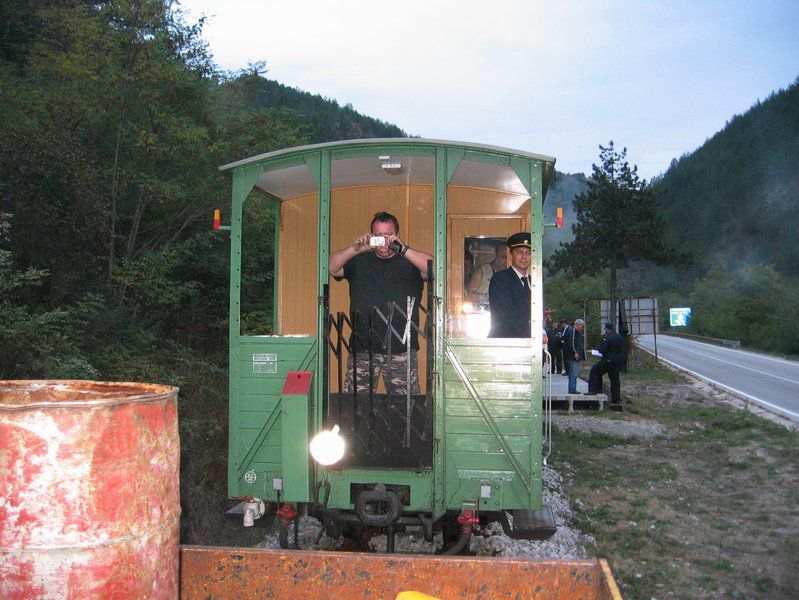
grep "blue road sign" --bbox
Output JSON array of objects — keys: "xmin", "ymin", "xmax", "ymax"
[{"xmin": 670, "ymin": 307, "xmax": 691, "ymax": 327}]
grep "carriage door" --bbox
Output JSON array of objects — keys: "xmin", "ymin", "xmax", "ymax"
[{"xmin": 444, "ymin": 211, "xmax": 536, "ymax": 511}]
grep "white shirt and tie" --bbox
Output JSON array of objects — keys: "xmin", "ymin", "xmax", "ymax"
[{"xmin": 511, "ymin": 266, "xmax": 530, "ymax": 289}]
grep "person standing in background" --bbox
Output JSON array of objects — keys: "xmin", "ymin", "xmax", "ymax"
[
  {"xmin": 564, "ymin": 318, "xmax": 586, "ymax": 394},
  {"xmin": 586, "ymin": 322, "xmax": 627, "ymax": 408},
  {"xmin": 466, "ymin": 243, "xmax": 508, "ymax": 309},
  {"xmin": 559, "ymin": 319, "xmax": 571, "ymax": 377},
  {"xmin": 546, "ymin": 321, "xmax": 562, "ymax": 373}
]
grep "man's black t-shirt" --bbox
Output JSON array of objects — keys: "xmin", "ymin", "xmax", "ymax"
[{"xmin": 338, "ymin": 252, "xmax": 423, "ymax": 353}]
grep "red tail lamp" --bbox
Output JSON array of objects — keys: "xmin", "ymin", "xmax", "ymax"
[{"xmin": 556, "ymin": 207, "xmax": 563, "ymax": 228}]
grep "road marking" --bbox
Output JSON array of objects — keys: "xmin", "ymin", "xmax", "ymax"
[
  {"xmin": 647, "ymin": 339, "xmax": 799, "ymax": 385},
  {"xmin": 636, "ymin": 345, "xmax": 799, "ymax": 422}
]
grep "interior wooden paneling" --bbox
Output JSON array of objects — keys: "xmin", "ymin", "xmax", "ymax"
[
  {"xmin": 327, "ymin": 184, "xmax": 434, "ymax": 393},
  {"xmin": 447, "ymin": 186, "xmax": 531, "ymax": 216},
  {"xmin": 278, "ymin": 194, "xmax": 318, "ymax": 335},
  {"xmin": 275, "ymin": 183, "xmax": 531, "ymax": 387},
  {"xmin": 406, "ymin": 185, "xmax": 435, "ymax": 262}
]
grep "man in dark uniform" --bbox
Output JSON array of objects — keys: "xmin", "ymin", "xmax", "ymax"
[
  {"xmin": 586, "ymin": 322, "xmax": 627, "ymax": 407},
  {"xmin": 488, "ymin": 232, "xmax": 532, "ymax": 338},
  {"xmin": 329, "ymin": 212, "xmax": 433, "ymax": 394},
  {"xmin": 564, "ymin": 318, "xmax": 585, "ymax": 394},
  {"xmin": 546, "ymin": 321, "xmax": 562, "ymax": 373}
]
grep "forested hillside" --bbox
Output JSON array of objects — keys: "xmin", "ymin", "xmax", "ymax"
[
  {"xmin": 0, "ymin": 1, "xmax": 406, "ymax": 380},
  {"xmin": 0, "ymin": 0, "xmax": 405, "ymax": 544},
  {"xmin": 654, "ymin": 80, "xmax": 799, "ymax": 276},
  {"xmin": 542, "ymin": 86, "xmax": 799, "ymax": 356},
  {"xmin": 641, "ymin": 81, "xmax": 799, "ymax": 350},
  {"xmin": 253, "ymin": 78, "xmax": 405, "ymax": 142}
]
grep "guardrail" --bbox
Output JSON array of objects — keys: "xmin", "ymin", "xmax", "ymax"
[{"xmin": 663, "ymin": 331, "xmax": 741, "ymax": 348}]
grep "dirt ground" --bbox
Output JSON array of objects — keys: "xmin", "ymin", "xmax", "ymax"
[{"xmin": 553, "ymin": 353, "xmax": 799, "ymax": 599}]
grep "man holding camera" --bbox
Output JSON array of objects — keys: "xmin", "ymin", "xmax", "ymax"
[{"xmin": 329, "ymin": 212, "xmax": 433, "ymax": 395}]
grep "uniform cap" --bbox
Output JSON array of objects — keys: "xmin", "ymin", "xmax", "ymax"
[
  {"xmin": 604, "ymin": 322, "xmax": 614, "ymax": 331},
  {"xmin": 506, "ymin": 232, "xmax": 531, "ymax": 249}
]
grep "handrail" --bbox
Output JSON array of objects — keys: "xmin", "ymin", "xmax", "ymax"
[
  {"xmin": 662, "ymin": 331, "xmax": 741, "ymax": 348},
  {"xmin": 542, "ymin": 348, "xmax": 553, "ymax": 465},
  {"xmin": 325, "ymin": 295, "xmax": 433, "ymax": 452}
]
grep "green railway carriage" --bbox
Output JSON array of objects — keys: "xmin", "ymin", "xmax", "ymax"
[{"xmin": 219, "ymin": 138, "xmax": 556, "ymax": 549}]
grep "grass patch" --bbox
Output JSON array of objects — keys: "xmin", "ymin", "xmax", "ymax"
[
  {"xmin": 555, "ymin": 429, "xmax": 640, "ymax": 452},
  {"xmin": 624, "ymin": 350, "xmax": 687, "ymax": 383},
  {"xmin": 755, "ymin": 577, "xmax": 776, "ymax": 594},
  {"xmin": 554, "ymin": 360, "xmax": 799, "ymax": 598}
]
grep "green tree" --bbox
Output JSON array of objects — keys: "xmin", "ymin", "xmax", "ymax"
[
  {"xmin": 0, "ymin": 0, "xmax": 218, "ymax": 302},
  {"xmin": 0, "ymin": 213, "xmax": 100, "ymax": 378},
  {"xmin": 548, "ymin": 142, "xmax": 689, "ymax": 325},
  {"xmin": 0, "ymin": 0, "xmax": 411, "ymax": 544},
  {"xmin": 687, "ymin": 263, "xmax": 799, "ymax": 354}
]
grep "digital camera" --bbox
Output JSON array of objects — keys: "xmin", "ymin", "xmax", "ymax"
[{"xmin": 369, "ymin": 236, "xmax": 403, "ymax": 254}]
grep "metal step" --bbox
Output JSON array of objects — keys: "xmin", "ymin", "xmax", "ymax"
[{"xmin": 500, "ymin": 506, "xmax": 557, "ymax": 540}]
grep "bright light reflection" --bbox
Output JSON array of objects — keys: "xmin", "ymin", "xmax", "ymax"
[
  {"xmin": 464, "ymin": 312, "xmax": 491, "ymax": 338},
  {"xmin": 309, "ymin": 425, "xmax": 346, "ymax": 466}
]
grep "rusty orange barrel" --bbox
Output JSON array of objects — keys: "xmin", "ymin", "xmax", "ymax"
[{"xmin": 0, "ymin": 381, "xmax": 180, "ymax": 599}]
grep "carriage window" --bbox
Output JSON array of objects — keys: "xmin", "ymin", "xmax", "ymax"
[
  {"xmin": 240, "ymin": 192, "xmax": 277, "ymax": 336},
  {"xmin": 449, "ymin": 236, "xmax": 507, "ymax": 338}
]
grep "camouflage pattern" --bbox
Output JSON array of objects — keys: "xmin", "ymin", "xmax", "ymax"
[{"xmin": 344, "ymin": 351, "xmax": 420, "ymax": 395}]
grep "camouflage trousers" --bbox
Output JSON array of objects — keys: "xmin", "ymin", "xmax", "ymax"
[{"xmin": 343, "ymin": 351, "xmax": 420, "ymax": 395}]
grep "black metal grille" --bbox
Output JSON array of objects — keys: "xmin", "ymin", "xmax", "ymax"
[
  {"xmin": 324, "ymin": 393, "xmax": 432, "ymax": 469},
  {"xmin": 322, "ymin": 261, "xmax": 435, "ymax": 469}
]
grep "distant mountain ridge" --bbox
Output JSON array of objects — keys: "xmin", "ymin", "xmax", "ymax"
[
  {"xmin": 254, "ymin": 78, "xmax": 407, "ymax": 142},
  {"xmin": 544, "ymin": 172, "xmax": 586, "ymax": 256},
  {"xmin": 653, "ymin": 79, "xmax": 799, "ymax": 276}
]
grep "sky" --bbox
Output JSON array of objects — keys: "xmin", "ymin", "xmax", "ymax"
[{"xmin": 180, "ymin": 0, "xmax": 798, "ymax": 179}]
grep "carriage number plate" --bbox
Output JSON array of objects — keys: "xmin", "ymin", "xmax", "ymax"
[{"xmin": 252, "ymin": 353, "xmax": 277, "ymax": 373}]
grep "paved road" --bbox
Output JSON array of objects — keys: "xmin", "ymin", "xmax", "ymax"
[{"xmin": 636, "ymin": 334, "xmax": 799, "ymax": 421}]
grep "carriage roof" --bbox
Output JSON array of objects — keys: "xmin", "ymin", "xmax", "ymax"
[{"xmin": 219, "ymin": 138, "xmax": 556, "ymax": 201}]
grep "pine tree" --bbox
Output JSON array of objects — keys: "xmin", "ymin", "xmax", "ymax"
[{"xmin": 548, "ymin": 142, "xmax": 689, "ymax": 326}]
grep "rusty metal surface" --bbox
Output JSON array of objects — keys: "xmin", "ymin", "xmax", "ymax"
[
  {"xmin": 1, "ymin": 380, "xmax": 180, "ymax": 599},
  {"xmin": 180, "ymin": 546, "xmax": 618, "ymax": 599}
]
